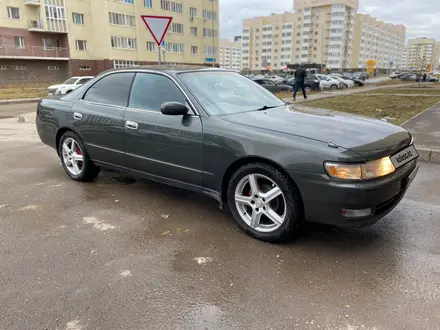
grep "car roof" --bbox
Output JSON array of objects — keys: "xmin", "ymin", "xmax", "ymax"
[{"xmin": 106, "ymin": 65, "xmax": 228, "ymax": 75}]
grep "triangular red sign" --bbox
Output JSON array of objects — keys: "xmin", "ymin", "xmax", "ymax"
[{"xmin": 141, "ymin": 15, "xmax": 173, "ymax": 46}]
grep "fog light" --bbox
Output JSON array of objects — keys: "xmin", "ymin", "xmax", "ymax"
[{"xmin": 340, "ymin": 208, "xmax": 372, "ymax": 218}]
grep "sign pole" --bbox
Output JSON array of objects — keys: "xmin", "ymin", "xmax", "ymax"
[{"xmin": 158, "ymin": 46, "xmax": 161, "ymax": 65}]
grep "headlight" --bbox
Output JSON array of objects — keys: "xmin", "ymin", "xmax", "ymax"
[
  {"xmin": 325, "ymin": 157, "xmax": 395, "ymax": 180},
  {"xmin": 55, "ymin": 89, "xmax": 62, "ymax": 95}
]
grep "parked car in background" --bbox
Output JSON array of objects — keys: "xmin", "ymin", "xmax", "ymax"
[
  {"xmin": 48, "ymin": 76, "xmax": 94, "ymax": 96},
  {"xmin": 280, "ymin": 75, "xmax": 321, "ymax": 92},
  {"xmin": 329, "ymin": 75, "xmax": 355, "ymax": 88},
  {"xmin": 36, "ymin": 67, "xmax": 420, "ymax": 242},
  {"xmin": 353, "ymin": 72, "xmax": 369, "ymax": 81},
  {"xmin": 400, "ymin": 74, "xmax": 417, "ymax": 81},
  {"xmin": 253, "ymin": 79, "xmax": 293, "ymax": 93},
  {"xmin": 315, "ymin": 74, "xmax": 344, "ymax": 90},
  {"xmin": 389, "ymin": 72, "xmax": 402, "ymax": 79},
  {"xmin": 266, "ymin": 75, "xmax": 284, "ymax": 84},
  {"xmin": 426, "ymin": 75, "xmax": 439, "ymax": 82}
]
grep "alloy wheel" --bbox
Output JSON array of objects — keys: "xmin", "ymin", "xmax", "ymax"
[
  {"xmin": 234, "ymin": 174, "xmax": 287, "ymax": 233},
  {"xmin": 62, "ymin": 137, "xmax": 84, "ymax": 176}
]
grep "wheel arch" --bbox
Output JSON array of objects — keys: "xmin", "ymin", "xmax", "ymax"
[
  {"xmin": 55, "ymin": 126, "xmax": 84, "ymax": 156},
  {"xmin": 221, "ymin": 156, "xmax": 304, "ymax": 210}
]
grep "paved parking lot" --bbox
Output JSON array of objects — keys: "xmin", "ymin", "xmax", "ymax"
[{"xmin": 1, "ymin": 117, "xmax": 440, "ymax": 329}]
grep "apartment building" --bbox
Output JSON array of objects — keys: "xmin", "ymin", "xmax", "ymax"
[
  {"xmin": 351, "ymin": 14, "xmax": 406, "ymax": 70},
  {"xmin": 0, "ymin": 0, "xmax": 219, "ymax": 85},
  {"xmin": 241, "ymin": 12, "xmax": 295, "ymax": 72},
  {"xmin": 293, "ymin": 0, "xmax": 358, "ymax": 70},
  {"xmin": 219, "ymin": 38, "xmax": 242, "ymax": 71},
  {"xmin": 404, "ymin": 38, "xmax": 439, "ymax": 70}
]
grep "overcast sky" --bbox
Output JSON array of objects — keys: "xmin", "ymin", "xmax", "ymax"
[{"xmin": 219, "ymin": 0, "xmax": 440, "ymax": 43}]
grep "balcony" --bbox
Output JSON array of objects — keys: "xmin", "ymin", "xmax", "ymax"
[
  {"xmin": 0, "ymin": 45, "xmax": 69, "ymax": 60},
  {"xmin": 24, "ymin": 0, "xmax": 41, "ymax": 6},
  {"xmin": 28, "ymin": 20, "xmax": 68, "ymax": 34}
]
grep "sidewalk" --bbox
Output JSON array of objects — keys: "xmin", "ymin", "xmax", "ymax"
[{"xmin": 403, "ymin": 101, "xmax": 440, "ymax": 162}]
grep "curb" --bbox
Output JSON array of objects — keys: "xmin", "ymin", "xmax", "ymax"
[
  {"xmin": 0, "ymin": 98, "xmax": 40, "ymax": 105},
  {"xmin": 417, "ymin": 147, "xmax": 440, "ymax": 163}
]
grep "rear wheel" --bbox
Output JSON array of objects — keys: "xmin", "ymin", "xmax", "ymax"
[
  {"xmin": 59, "ymin": 131, "xmax": 100, "ymax": 182},
  {"xmin": 227, "ymin": 163, "xmax": 303, "ymax": 242}
]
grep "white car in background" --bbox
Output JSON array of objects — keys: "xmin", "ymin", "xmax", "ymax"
[
  {"xmin": 329, "ymin": 75, "xmax": 355, "ymax": 88},
  {"xmin": 47, "ymin": 76, "xmax": 94, "ymax": 95},
  {"xmin": 266, "ymin": 75, "xmax": 284, "ymax": 83},
  {"xmin": 315, "ymin": 74, "xmax": 343, "ymax": 90}
]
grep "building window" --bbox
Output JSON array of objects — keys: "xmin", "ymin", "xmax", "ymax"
[
  {"xmin": 118, "ymin": 0, "xmax": 135, "ymax": 3},
  {"xmin": 72, "ymin": 13, "xmax": 84, "ymax": 24},
  {"xmin": 0, "ymin": 65, "xmax": 7, "ymax": 70},
  {"xmin": 14, "ymin": 37, "xmax": 25, "ymax": 49},
  {"xmin": 204, "ymin": 46, "xmax": 217, "ymax": 56},
  {"xmin": 109, "ymin": 12, "xmax": 136, "ymax": 27},
  {"xmin": 111, "ymin": 36, "xmax": 137, "ymax": 49},
  {"xmin": 76, "ymin": 40, "xmax": 87, "ymax": 51},
  {"xmin": 165, "ymin": 42, "xmax": 184, "ymax": 53},
  {"xmin": 15, "ymin": 65, "xmax": 26, "ymax": 70},
  {"xmin": 171, "ymin": 23, "xmax": 184, "ymax": 34},
  {"xmin": 191, "ymin": 46, "xmax": 198, "ymax": 55},
  {"xmin": 203, "ymin": 10, "xmax": 217, "ymax": 21},
  {"xmin": 190, "ymin": 27, "xmax": 197, "ymax": 36},
  {"xmin": 144, "ymin": 0, "xmax": 152, "ymax": 7},
  {"xmin": 79, "ymin": 66, "xmax": 91, "ymax": 71},
  {"xmin": 48, "ymin": 65, "xmax": 60, "ymax": 71},
  {"xmin": 113, "ymin": 60, "xmax": 139, "ymax": 68},
  {"xmin": 43, "ymin": 39, "xmax": 54, "ymax": 49},
  {"xmin": 7, "ymin": 7, "xmax": 20, "ymax": 19},
  {"xmin": 146, "ymin": 41, "xmax": 156, "ymax": 51},
  {"xmin": 160, "ymin": 0, "xmax": 183, "ymax": 14},
  {"xmin": 203, "ymin": 28, "xmax": 217, "ymax": 38},
  {"xmin": 190, "ymin": 7, "xmax": 197, "ymax": 17}
]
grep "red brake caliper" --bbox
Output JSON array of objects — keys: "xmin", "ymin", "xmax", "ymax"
[{"xmin": 75, "ymin": 146, "xmax": 82, "ymax": 161}]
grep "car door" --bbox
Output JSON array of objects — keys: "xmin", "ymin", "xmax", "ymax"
[
  {"xmin": 70, "ymin": 72, "xmax": 135, "ymax": 168},
  {"xmin": 123, "ymin": 72, "xmax": 203, "ymax": 188}
]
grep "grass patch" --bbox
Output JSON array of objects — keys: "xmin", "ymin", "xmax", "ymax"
[
  {"xmin": 362, "ymin": 88, "xmax": 440, "ymax": 95},
  {"xmin": 302, "ymin": 94, "xmax": 440, "ymax": 125},
  {"xmin": 0, "ymin": 88, "xmax": 46, "ymax": 100},
  {"xmin": 369, "ymin": 79, "xmax": 412, "ymax": 87}
]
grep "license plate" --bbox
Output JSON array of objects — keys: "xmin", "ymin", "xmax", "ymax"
[{"xmin": 390, "ymin": 145, "xmax": 418, "ymax": 168}]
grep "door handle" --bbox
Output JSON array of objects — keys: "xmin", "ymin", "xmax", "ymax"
[
  {"xmin": 125, "ymin": 121, "xmax": 138, "ymax": 130},
  {"xmin": 73, "ymin": 112, "xmax": 82, "ymax": 120}
]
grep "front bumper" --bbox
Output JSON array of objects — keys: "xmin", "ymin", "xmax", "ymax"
[{"xmin": 288, "ymin": 160, "xmax": 419, "ymax": 228}]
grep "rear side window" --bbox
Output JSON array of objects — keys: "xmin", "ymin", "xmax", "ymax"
[
  {"xmin": 129, "ymin": 73, "xmax": 185, "ymax": 112},
  {"xmin": 84, "ymin": 73, "xmax": 135, "ymax": 107}
]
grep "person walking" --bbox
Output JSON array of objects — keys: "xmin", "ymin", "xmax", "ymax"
[{"xmin": 293, "ymin": 64, "xmax": 307, "ymax": 101}]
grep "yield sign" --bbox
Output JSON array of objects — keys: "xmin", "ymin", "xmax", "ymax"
[{"xmin": 141, "ymin": 15, "xmax": 173, "ymax": 46}]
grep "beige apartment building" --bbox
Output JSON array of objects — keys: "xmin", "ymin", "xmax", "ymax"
[
  {"xmin": 241, "ymin": 12, "xmax": 295, "ymax": 71},
  {"xmin": 403, "ymin": 38, "xmax": 439, "ymax": 70},
  {"xmin": 242, "ymin": 0, "xmax": 406, "ymax": 72},
  {"xmin": 0, "ymin": 0, "xmax": 219, "ymax": 85},
  {"xmin": 351, "ymin": 14, "xmax": 406, "ymax": 70},
  {"xmin": 219, "ymin": 38, "xmax": 241, "ymax": 71}
]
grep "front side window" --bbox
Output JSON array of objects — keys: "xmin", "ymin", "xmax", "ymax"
[
  {"xmin": 84, "ymin": 73, "xmax": 135, "ymax": 107},
  {"xmin": 178, "ymin": 72, "xmax": 284, "ymax": 116},
  {"xmin": 129, "ymin": 73, "xmax": 185, "ymax": 112}
]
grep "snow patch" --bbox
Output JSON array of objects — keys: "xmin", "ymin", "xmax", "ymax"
[{"xmin": 82, "ymin": 217, "xmax": 117, "ymax": 231}]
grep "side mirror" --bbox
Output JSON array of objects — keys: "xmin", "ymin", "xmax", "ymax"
[{"xmin": 160, "ymin": 102, "xmax": 189, "ymax": 116}]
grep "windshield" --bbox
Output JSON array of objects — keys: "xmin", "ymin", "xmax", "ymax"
[
  {"xmin": 63, "ymin": 78, "xmax": 79, "ymax": 85},
  {"xmin": 178, "ymin": 71, "xmax": 285, "ymax": 116}
]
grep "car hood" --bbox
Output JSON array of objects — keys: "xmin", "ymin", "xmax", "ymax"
[{"xmin": 220, "ymin": 105, "xmax": 411, "ymax": 159}]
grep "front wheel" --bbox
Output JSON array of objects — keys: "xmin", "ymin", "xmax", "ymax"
[
  {"xmin": 59, "ymin": 131, "xmax": 100, "ymax": 182},
  {"xmin": 330, "ymin": 84, "xmax": 338, "ymax": 90},
  {"xmin": 227, "ymin": 163, "xmax": 303, "ymax": 242}
]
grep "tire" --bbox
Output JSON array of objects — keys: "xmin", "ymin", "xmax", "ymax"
[
  {"xmin": 344, "ymin": 84, "xmax": 348, "ymax": 89},
  {"xmin": 305, "ymin": 86, "xmax": 312, "ymax": 93},
  {"xmin": 227, "ymin": 163, "xmax": 303, "ymax": 242},
  {"xmin": 58, "ymin": 131, "xmax": 100, "ymax": 182},
  {"xmin": 330, "ymin": 84, "xmax": 338, "ymax": 90}
]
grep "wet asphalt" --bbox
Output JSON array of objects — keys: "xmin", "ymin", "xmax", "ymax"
[{"xmin": 0, "ymin": 126, "xmax": 440, "ymax": 330}]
